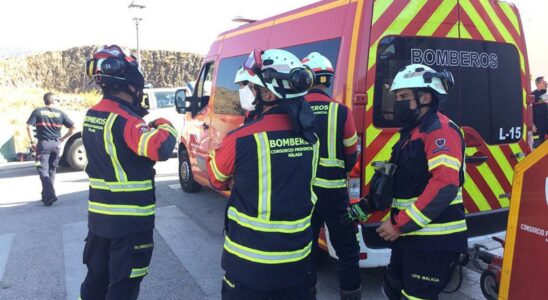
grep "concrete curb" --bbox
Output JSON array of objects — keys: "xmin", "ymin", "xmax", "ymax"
[{"xmin": 0, "ymin": 161, "xmax": 35, "ymax": 172}]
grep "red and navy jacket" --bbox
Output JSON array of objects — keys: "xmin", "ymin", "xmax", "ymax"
[
  {"xmin": 390, "ymin": 109, "xmax": 467, "ymax": 253},
  {"xmin": 82, "ymin": 97, "xmax": 177, "ymax": 238},
  {"xmin": 207, "ymin": 106, "xmax": 319, "ymax": 290},
  {"xmin": 305, "ymin": 89, "xmax": 358, "ymax": 189},
  {"xmin": 26, "ymin": 106, "xmax": 74, "ymax": 141}
]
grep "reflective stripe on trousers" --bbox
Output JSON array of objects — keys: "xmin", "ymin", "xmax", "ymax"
[
  {"xmin": 89, "ymin": 178, "xmax": 153, "ymax": 192},
  {"xmin": 227, "ymin": 206, "xmax": 311, "ymax": 233},
  {"xmin": 88, "ymin": 201, "xmax": 155, "ymax": 216},
  {"xmin": 224, "ymin": 236, "xmax": 312, "ymax": 264}
]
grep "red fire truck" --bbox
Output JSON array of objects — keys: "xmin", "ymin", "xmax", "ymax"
[{"xmin": 174, "ymin": 0, "xmax": 532, "ymax": 267}]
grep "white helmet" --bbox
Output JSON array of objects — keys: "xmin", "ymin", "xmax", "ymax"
[
  {"xmin": 234, "ymin": 67, "xmax": 263, "ymax": 87},
  {"xmin": 302, "ymin": 52, "xmax": 334, "ymax": 84},
  {"xmin": 390, "ymin": 64, "xmax": 454, "ymax": 95},
  {"xmin": 242, "ymin": 48, "xmax": 314, "ymax": 99}
]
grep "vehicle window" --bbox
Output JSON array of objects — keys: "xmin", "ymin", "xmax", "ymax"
[
  {"xmin": 284, "ymin": 38, "xmax": 341, "ymax": 97},
  {"xmin": 195, "ymin": 62, "xmax": 215, "ymax": 112},
  {"xmin": 154, "ymin": 92, "xmax": 176, "ymax": 108},
  {"xmin": 372, "ymin": 36, "xmax": 522, "ymax": 145},
  {"xmin": 214, "ymin": 55, "xmax": 248, "ymax": 116}
]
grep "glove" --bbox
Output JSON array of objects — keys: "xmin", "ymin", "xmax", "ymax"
[
  {"xmin": 149, "ymin": 118, "xmax": 172, "ymax": 128},
  {"xmin": 341, "ymin": 198, "xmax": 371, "ymax": 225}
]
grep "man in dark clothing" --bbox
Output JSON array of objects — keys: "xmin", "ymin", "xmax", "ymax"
[
  {"xmin": 26, "ymin": 92, "xmax": 75, "ymax": 206},
  {"xmin": 208, "ymin": 49, "xmax": 318, "ymax": 300},
  {"xmin": 531, "ymin": 76, "xmax": 547, "ymax": 146},
  {"xmin": 346, "ymin": 64, "xmax": 466, "ymax": 300},
  {"xmin": 301, "ymin": 52, "xmax": 361, "ymax": 300},
  {"xmin": 79, "ymin": 45, "xmax": 176, "ymax": 300}
]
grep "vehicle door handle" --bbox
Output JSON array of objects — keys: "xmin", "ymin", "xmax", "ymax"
[
  {"xmin": 465, "ymin": 155, "xmax": 488, "ymax": 164},
  {"xmin": 201, "ymin": 122, "xmax": 209, "ymax": 130}
]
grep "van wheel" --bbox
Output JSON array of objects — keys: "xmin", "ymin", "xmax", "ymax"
[
  {"xmin": 67, "ymin": 138, "xmax": 87, "ymax": 171},
  {"xmin": 480, "ymin": 270, "xmax": 499, "ymax": 300},
  {"xmin": 179, "ymin": 148, "xmax": 201, "ymax": 193}
]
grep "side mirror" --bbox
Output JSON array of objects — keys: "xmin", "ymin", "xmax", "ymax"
[{"xmin": 175, "ymin": 89, "xmax": 188, "ymax": 114}]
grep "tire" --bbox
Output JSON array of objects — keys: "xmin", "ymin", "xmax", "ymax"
[
  {"xmin": 66, "ymin": 138, "xmax": 87, "ymax": 171},
  {"xmin": 179, "ymin": 148, "xmax": 201, "ymax": 193},
  {"xmin": 480, "ymin": 270, "xmax": 499, "ymax": 300}
]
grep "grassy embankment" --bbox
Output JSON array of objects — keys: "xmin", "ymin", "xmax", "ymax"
[{"xmin": 0, "ymin": 87, "xmax": 100, "ymax": 153}]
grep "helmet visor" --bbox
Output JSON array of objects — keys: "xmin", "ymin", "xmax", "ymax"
[{"xmin": 243, "ymin": 48, "xmax": 264, "ymax": 75}]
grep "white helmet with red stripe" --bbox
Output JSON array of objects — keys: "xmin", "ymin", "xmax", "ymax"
[
  {"xmin": 302, "ymin": 52, "xmax": 334, "ymax": 86},
  {"xmin": 390, "ymin": 64, "xmax": 454, "ymax": 95}
]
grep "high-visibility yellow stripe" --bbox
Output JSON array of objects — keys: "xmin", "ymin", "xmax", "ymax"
[
  {"xmin": 393, "ymin": 190, "xmax": 463, "ymax": 209},
  {"xmin": 428, "ymin": 154, "xmax": 461, "ymax": 172},
  {"xmin": 89, "ymin": 178, "xmax": 153, "ymax": 192},
  {"xmin": 373, "ymin": 0, "xmax": 429, "ymax": 46},
  {"xmin": 88, "ymin": 201, "xmax": 155, "ymax": 216},
  {"xmin": 319, "ymin": 158, "xmax": 345, "ymax": 168},
  {"xmin": 372, "ymin": 0, "xmax": 392, "ymax": 25},
  {"xmin": 416, "ymin": 0, "xmax": 457, "ymax": 36},
  {"xmin": 129, "ymin": 267, "xmax": 149, "ymax": 278},
  {"xmin": 460, "ymin": 0, "xmax": 496, "ymax": 41},
  {"xmin": 227, "ymin": 206, "xmax": 311, "ymax": 233},
  {"xmin": 158, "ymin": 124, "xmax": 177, "ymax": 137},
  {"xmin": 509, "ymin": 143, "xmax": 524, "ymax": 163},
  {"xmin": 138, "ymin": 129, "xmax": 159, "ymax": 157},
  {"xmin": 405, "ymin": 203, "xmax": 432, "ymax": 227},
  {"xmin": 345, "ymin": 0, "xmax": 364, "ymax": 106},
  {"xmin": 254, "ymin": 132, "xmax": 271, "ymax": 220},
  {"xmin": 343, "ymin": 133, "xmax": 358, "ymax": 147},
  {"xmin": 208, "ymin": 151, "xmax": 231, "ymax": 182},
  {"xmin": 224, "ymin": 236, "xmax": 312, "ymax": 264},
  {"xmin": 479, "ymin": 1, "xmax": 526, "ymax": 73},
  {"xmin": 365, "ymin": 124, "xmax": 382, "ymax": 148},
  {"xmin": 327, "ymin": 102, "xmax": 338, "ymax": 159},
  {"xmin": 402, "ymin": 220, "xmax": 467, "ymax": 236},
  {"xmin": 447, "ymin": 22, "xmax": 459, "ymax": 38},
  {"xmin": 365, "ymin": 133, "xmax": 400, "ymax": 185},
  {"xmin": 311, "ymin": 138, "xmax": 319, "ymax": 204},
  {"xmin": 460, "ymin": 23, "xmax": 472, "ymax": 39},
  {"xmin": 463, "ymin": 172, "xmax": 492, "ymax": 211},
  {"xmin": 474, "ymin": 159, "xmax": 509, "ymax": 208},
  {"xmin": 402, "ymin": 289, "xmax": 428, "ymax": 300},
  {"xmin": 499, "ymin": 2, "xmax": 520, "ymax": 35},
  {"xmin": 486, "ymin": 145, "xmax": 513, "ymax": 184},
  {"xmin": 313, "ymin": 178, "xmax": 347, "ymax": 189},
  {"xmin": 104, "ymin": 113, "xmax": 127, "ymax": 182}
]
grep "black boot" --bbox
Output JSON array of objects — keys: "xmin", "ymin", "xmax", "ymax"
[{"xmin": 340, "ymin": 286, "xmax": 361, "ymax": 300}]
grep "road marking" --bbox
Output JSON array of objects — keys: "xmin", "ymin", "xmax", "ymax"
[
  {"xmin": 62, "ymin": 221, "xmax": 87, "ymax": 300},
  {"xmin": 156, "ymin": 206, "xmax": 223, "ymax": 300},
  {"xmin": 0, "ymin": 233, "xmax": 15, "ymax": 282},
  {"xmin": 168, "ymin": 184, "xmax": 180, "ymax": 190}
]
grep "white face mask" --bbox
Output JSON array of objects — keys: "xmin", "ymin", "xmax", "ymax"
[{"xmin": 238, "ymin": 85, "xmax": 256, "ymax": 111}]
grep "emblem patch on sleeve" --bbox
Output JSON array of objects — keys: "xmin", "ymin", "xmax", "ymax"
[{"xmin": 433, "ymin": 138, "xmax": 450, "ymax": 153}]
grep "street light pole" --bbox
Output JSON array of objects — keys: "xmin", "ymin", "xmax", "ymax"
[{"xmin": 128, "ymin": 1, "xmax": 146, "ymax": 69}]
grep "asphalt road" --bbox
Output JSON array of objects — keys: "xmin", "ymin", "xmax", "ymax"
[{"xmin": 0, "ymin": 159, "xmax": 485, "ymax": 299}]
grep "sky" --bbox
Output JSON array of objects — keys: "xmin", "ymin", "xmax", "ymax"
[{"xmin": 0, "ymin": 0, "xmax": 546, "ymax": 84}]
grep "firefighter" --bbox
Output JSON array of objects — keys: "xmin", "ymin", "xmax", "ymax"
[
  {"xmin": 26, "ymin": 92, "xmax": 75, "ymax": 206},
  {"xmin": 79, "ymin": 45, "xmax": 177, "ymax": 300},
  {"xmin": 208, "ymin": 48, "xmax": 319, "ymax": 300},
  {"xmin": 345, "ymin": 64, "xmax": 466, "ymax": 300},
  {"xmin": 301, "ymin": 52, "xmax": 361, "ymax": 300}
]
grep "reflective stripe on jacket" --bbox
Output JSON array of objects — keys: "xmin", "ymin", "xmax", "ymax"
[
  {"xmin": 207, "ymin": 106, "xmax": 319, "ymax": 290},
  {"xmin": 83, "ymin": 97, "xmax": 176, "ymax": 238},
  {"xmin": 305, "ymin": 90, "xmax": 357, "ymax": 189},
  {"xmin": 391, "ymin": 110, "xmax": 467, "ymax": 253}
]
